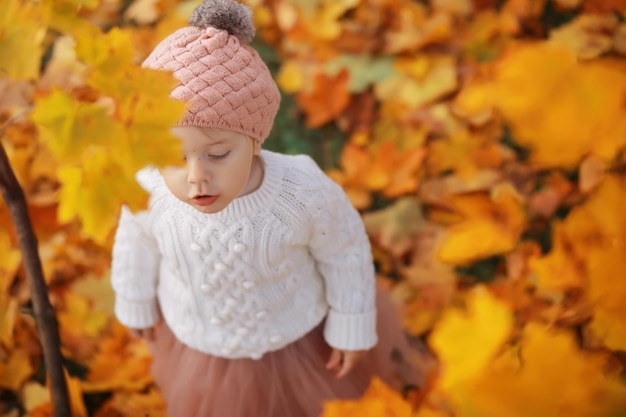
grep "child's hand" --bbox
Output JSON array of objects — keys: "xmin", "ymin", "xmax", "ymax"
[
  {"xmin": 326, "ymin": 348, "xmax": 367, "ymax": 379},
  {"xmin": 129, "ymin": 327, "xmax": 157, "ymax": 342}
]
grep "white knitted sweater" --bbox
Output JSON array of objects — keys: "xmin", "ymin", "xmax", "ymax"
[{"xmin": 111, "ymin": 150, "xmax": 377, "ymax": 359}]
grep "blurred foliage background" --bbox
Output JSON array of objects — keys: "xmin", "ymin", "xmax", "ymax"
[{"xmin": 2, "ymin": 0, "xmax": 626, "ymax": 416}]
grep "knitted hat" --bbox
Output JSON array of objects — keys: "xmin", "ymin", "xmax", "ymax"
[{"xmin": 142, "ymin": 0, "xmax": 281, "ymax": 143}]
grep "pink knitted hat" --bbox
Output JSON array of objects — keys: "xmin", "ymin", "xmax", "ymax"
[{"xmin": 142, "ymin": 0, "xmax": 281, "ymax": 143}]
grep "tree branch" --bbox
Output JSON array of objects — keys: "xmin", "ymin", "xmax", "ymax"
[{"xmin": 0, "ymin": 133, "xmax": 70, "ymax": 417}]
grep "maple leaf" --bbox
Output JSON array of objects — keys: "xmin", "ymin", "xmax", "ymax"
[
  {"xmin": 0, "ymin": 0, "xmax": 48, "ymax": 80},
  {"xmin": 296, "ymin": 69, "xmax": 351, "ymax": 128},
  {"xmin": 328, "ymin": 141, "xmax": 426, "ymax": 208},
  {"xmin": 363, "ymin": 197, "xmax": 427, "ymax": 258},
  {"xmin": 75, "ymin": 27, "xmax": 138, "ymax": 99},
  {"xmin": 0, "ymin": 349, "xmax": 34, "ymax": 391},
  {"xmin": 376, "ymin": 55, "xmax": 458, "ymax": 109},
  {"xmin": 529, "ymin": 222, "xmax": 586, "ymax": 292},
  {"xmin": 115, "ymin": 68, "xmax": 186, "ymax": 171},
  {"xmin": 31, "ymin": 89, "xmax": 125, "ymax": 164},
  {"xmin": 457, "ymin": 323, "xmax": 626, "ymax": 417},
  {"xmin": 493, "ymin": 42, "xmax": 626, "ymax": 168},
  {"xmin": 451, "ymin": 77, "xmax": 495, "ymax": 126},
  {"xmin": 320, "ymin": 376, "xmax": 413, "ymax": 417},
  {"xmin": 429, "ymin": 285, "xmax": 513, "ymax": 391},
  {"xmin": 324, "ymin": 54, "xmax": 396, "ymax": 93},
  {"xmin": 57, "ymin": 149, "xmax": 148, "ymax": 243},
  {"xmin": 298, "ymin": 0, "xmax": 360, "ymax": 41},
  {"xmin": 426, "ymin": 129, "xmax": 511, "ymax": 179},
  {"xmin": 436, "ymin": 184, "xmax": 527, "ymax": 264},
  {"xmin": 548, "ymin": 13, "xmax": 617, "ymax": 59},
  {"xmin": 22, "ymin": 382, "xmax": 50, "ymax": 413},
  {"xmin": 83, "ymin": 321, "xmax": 154, "ymax": 392}
]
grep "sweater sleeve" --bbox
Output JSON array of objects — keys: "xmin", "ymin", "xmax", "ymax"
[
  {"xmin": 110, "ymin": 205, "xmax": 161, "ymax": 329},
  {"xmin": 306, "ymin": 171, "xmax": 377, "ymax": 351}
]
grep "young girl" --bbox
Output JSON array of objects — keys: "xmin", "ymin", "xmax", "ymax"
[{"xmin": 110, "ymin": 0, "xmax": 419, "ymax": 415}]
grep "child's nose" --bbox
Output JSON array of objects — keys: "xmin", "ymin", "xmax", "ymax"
[{"xmin": 187, "ymin": 159, "xmax": 210, "ymax": 184}]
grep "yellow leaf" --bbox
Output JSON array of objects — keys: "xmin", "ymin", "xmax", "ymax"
[
  {"xmin": 427, "ymin": 129, "xmax": 510, "ymax": 179},
  {"xmin": 75, "ymin": 27, "xmax": 138, "ymax": 99},
  {"xmin": 320, "ymin": 377, "xmax": 412, "ymax": 417},
  {"xmin": 57, "ymin": 150, "xmax": 148, "ymax": 243},
  {"xmin": 529, "ymin": 222, "xmax": 586, "ymax": 292},
  {"xmin": 494, "ymin": 42, "xmax": 626, "ymax": 168},
  {"xmin": 548, "ymin": 13, "xmax": 617, "ymax": 59},
  {"xmin": 31, "ymin": 90, "xmax": 125, "ymax": 164},
  {"xmin": 376, "ymin": 55, "xmax": 458, "ymax": 108},
  {"xmin": 363, "ymin": 198, "xmax": 426, "ymax": 258},
  {"xmin": 277, "ymin": 60, "xmax": 306, "ymax": 93},
  {"xmin": 83, "ymin": 321, "xmax": 153, "ymax": 392},
  {"xmin": 460, "ymin": 323, "xmax": 626, "ymax": 417},
  {"xmin": 0, "ymin": 349, "xmax": 34, "ymax": 391},
  {"xmin": 58, "ymin": 293, "xmax": 109, "ymax": 339},
  {"xmin": 300, "ymin": 0, "xmax": 360, "ymax": 41},
  {"xmin": 0, "ymin": 0, "xmax": 48, "ymax": 80},
  {"xmin": 437, "ymin": 184, "xmax": 527, "ymax": 264},
  {"xmin": 22, "ymin": 382, "xmax": 50, "ymax": 412},
  {"xmin": 451, "ymin": 78, "xmax": 495, "ymax": 126},
  {"xmin": 116, "ymin": 68, "xmax": 187, "ymax": 171},
  {"xmin": 429, "ymin": 286, "xmax": 513, "ymax": 390}
]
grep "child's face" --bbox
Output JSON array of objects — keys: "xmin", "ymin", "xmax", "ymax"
[{"xmin": 161, "ymin": 126, "xmax": 262, "ymax": 214}]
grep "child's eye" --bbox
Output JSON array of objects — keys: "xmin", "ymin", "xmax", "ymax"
[{"xmin": 209, "ymin": 151, "xmax": 230, "ymax": 160}]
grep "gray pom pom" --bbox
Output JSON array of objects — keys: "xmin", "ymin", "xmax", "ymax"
[{"xmin": 189, "ymin": 0, "xmax": 255, "ymax": 43}]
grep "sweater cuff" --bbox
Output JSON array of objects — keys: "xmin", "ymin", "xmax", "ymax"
[
  {"xmin": 323, "ymin": 309, "xmax": 378, "ymax": 351},
  {"xmin": 114, "ymin": 297, "xmax": 160, "ymax": 329}
]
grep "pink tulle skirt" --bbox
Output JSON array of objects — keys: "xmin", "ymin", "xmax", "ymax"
[{"xmin": 148, "ymin": 289, "xmax": 421, "ymax": 417}]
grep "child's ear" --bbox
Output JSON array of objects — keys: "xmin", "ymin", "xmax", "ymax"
[{"xmin": 253, "ymin": 139, "xmax": 262, "ymax": 155}]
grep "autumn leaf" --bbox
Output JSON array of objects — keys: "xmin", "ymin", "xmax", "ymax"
[
  {"xmin": 493, "ymin": 42, "xmax": 626, "ymax": 168},
  {"xmin": 115, "ymin": 67, "xmax": 186, "ymax": 172},
  {"xmin": 376, "ymin": 55, "xmax": 458, "ymax": 109},
  {"xmin": 427, "ymin": 129, "xmax": 511, "ymax": 179},
  {"xmin": 457, "ymin": 323, "xmax": 626, "ymax": 417},
  {"xmin": 296, "ymin": 69, "xmax": 351, "ymax": 128},
  {"xmin": 83, "ymin": 321, "xmax": 154, "ymax": 392},
  {"xmin": 0, "ymin": 0, "xmax": 48, "ymax": 80},
  {"xmin": 0, "ymin": 349, "xmax": 34, "ymax": 391},
  {"xmin": 436, "ymin": 184, "xmax": 527, "ymax": 264},
  {"xmin": 75, "ymin": 27, "xmax": 138, "ymax": 99},
  {"xmin": 31, "ymin": 89, "xmax": 124, "ymax": 164},
  {"xmin": 529, "ymin": 222, "xmax": 586, "ymax": 292},
  {"xmin": 298, "ymin": 0, "xmax": 360, "ymax": 41},
  {"xmin": 548, "ymin": 13, "xmax": 617, "ymax": 59},
  {"xmin": 320, "ymin": 376, "xmax": 413, "ymax": 417},
  {"xmin": 429, "ymin": 285, "xmax": 513, "ymax": 391},
  {"xmin": 57, "ymin": 149, "xmax": 148, "ymax": 243},
  {"xmin": 363, "ymin": 198, "xmax": 427, "ymax": 258}
]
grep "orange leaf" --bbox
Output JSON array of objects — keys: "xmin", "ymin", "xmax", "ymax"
[
  {"xmin": 296, "ymin": 69, "xmax": 351, "ymax": 127},
  {"xmin": 320, "ymin": 377, "xmax": 413, "ymax": 417},
  {"xmin": 437, "ymin": 184, "xmax": 527, "ymax": 264}
]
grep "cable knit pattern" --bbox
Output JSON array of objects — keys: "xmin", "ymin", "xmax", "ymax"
[{"xmin": 111, "ymin": 150, "xmax": 377, "ymax": 359}]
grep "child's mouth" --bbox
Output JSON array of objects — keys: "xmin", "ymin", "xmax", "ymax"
[{"xmin": 192, "ymin": 195, "xmax": 218, "ymax": 206}]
